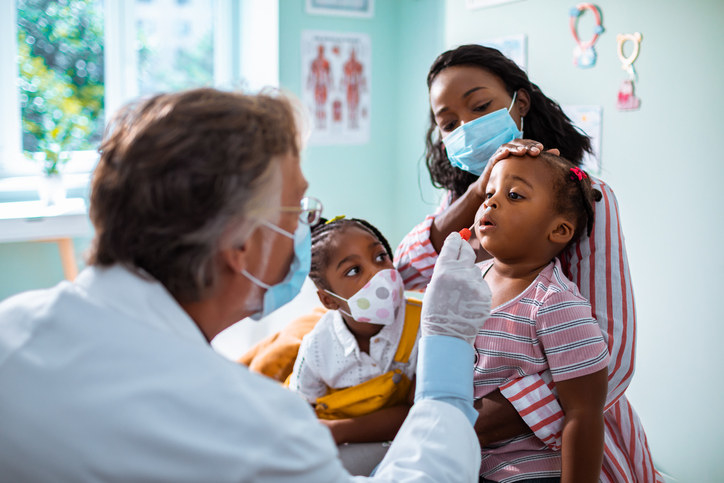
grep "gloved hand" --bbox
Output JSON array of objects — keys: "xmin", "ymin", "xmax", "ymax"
[{"xmin": 421, "ymin": 232, "xmax": 492, "ymax": 345}]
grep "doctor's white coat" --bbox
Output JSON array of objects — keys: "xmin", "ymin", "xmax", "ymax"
[{"xmin": 0, "ymin": 265, "xmax": 480, "ymax": 482}]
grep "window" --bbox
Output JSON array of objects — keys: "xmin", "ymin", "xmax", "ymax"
[{"xmin": 0, "ymin": 0, "xmax": 279, "ymax": 189}]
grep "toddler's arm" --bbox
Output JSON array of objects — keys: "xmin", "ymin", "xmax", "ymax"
[{"xmin": 557, "ymin": 368, "xmax": 608, "ymax": 483}]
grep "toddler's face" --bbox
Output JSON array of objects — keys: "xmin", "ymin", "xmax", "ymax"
[{"xmin": 474, "ymin": 156, "xmax": 558, "ymax": 260}]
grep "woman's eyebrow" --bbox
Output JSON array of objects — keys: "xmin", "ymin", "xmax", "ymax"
[{"xmin": 433, "ymin": 86, "xmax": 488, "ymax": 117}]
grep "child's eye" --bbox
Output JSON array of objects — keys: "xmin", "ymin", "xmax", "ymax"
[
  {"xmin": 375, "ymin": 252, "xmax": 389, "ymax": 263},
  {"xmin": 508, "ymin": 191, "xmax": 524, "ymax": 200},
  {"xmin": 344, "ymin": 266, "xmax": 360, "ymax": 277},
  {"xmin": 485, "ymin": 192, "xmax": 493, "ymax": 199}
]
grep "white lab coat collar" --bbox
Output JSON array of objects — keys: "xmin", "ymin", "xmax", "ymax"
[{"xmin": 74, "ymin": 264, "xmax": 207, "ymax": 345}]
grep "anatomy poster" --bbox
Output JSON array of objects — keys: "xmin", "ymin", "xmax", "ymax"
[{"xmin": 301, "ymin": 30, "xmax": 371, "ymax": 145}]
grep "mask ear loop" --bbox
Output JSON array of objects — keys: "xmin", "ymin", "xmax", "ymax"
[
  {"xmin": 508, "ymin": 91, "xmax": 523, "ymax": 136},
  {"xmin": 323, "ymin": 289, "xmax": 353, "ymax": 317}
]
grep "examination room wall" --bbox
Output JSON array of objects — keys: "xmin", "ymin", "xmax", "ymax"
[{"xmin": 440, "ymin": 0, "xmax": 723, "ymax": 481}]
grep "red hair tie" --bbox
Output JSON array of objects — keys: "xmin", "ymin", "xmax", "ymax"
[{"xmin": 570, "ymin": 167, "xmax": 588, "ymax": 181}]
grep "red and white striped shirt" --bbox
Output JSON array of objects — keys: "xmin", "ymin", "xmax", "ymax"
[{"xmin": 394, "ymin": 178, "xmax": 662, "ymax": 482}]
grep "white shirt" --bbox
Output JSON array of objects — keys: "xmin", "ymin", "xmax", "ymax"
[
  {"xmin": 288, "ymin": 309, "xmax": 419, "ymax": 403},
  {"xmin": 0, "ymin": 265, "xmax": 480, "ymax": 482}
]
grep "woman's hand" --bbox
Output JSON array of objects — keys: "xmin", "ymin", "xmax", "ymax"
[{"xmin": 470, "ymin": 139, "xmax": 560, "ymax": 198}]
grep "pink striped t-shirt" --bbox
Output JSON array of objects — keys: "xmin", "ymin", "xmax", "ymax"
[{"xmin": 474, "ymin": 258, "xmax": 609, "ymax": 481}]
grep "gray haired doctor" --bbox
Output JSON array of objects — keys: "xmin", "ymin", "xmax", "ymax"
[{"xmin": 0, "ymin": 88, "xmax": 491, "ymax": 482}]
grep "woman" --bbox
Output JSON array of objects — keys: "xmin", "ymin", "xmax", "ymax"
[
  {"xmin": 394, "ymin": 45, "xmax": 661, "ymax": 482},
  {"xmin": 0, "ymin": 88, "xmax": 490, "ymax": 481}
]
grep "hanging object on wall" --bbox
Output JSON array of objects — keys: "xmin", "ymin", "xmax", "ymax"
[
  {"xmin": 616, "ymin": 32, "xmax": 643, "ymax": 111},
  {"xmin": 569, "ymin": 3, "xmax": 604, "ymax": 68}
]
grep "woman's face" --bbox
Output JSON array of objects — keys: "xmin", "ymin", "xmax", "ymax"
[{"xmin": 429, "ymin": 65, "xmax": 524, "ymax": 138}]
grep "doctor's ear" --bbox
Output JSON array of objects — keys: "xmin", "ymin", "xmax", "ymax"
[
  {"xmin": 317, "ymin": 289, "xmax": 340, "ymax": 310},
  {"xmin": 221, "ymin": 244, "xmax": 248, "ymax": 274}
]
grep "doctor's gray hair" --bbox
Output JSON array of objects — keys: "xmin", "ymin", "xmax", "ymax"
[{"xmin": 88, "ymin": 88, "xmax": 300, "ymax": 302}]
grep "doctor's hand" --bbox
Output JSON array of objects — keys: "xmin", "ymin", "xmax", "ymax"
[{"xmin": 421, "ymin": 232, "xmax": 491, "ymax": 345}]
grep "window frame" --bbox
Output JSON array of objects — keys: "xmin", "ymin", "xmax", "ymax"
[{"xmin": 0, "ymin": 0, "xmax": 279, "ymax": 191}]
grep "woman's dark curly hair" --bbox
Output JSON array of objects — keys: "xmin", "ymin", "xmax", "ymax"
[
  {"xmin": 425, "ymin": 44, "xmax": 593, "ymax": 198},
  {"xmin": 309, "ymin": 217, "xmax": 393, "ymax": 291}
]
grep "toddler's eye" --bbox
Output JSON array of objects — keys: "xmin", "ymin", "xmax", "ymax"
[
  {"xmin": 485, "ymin": 192, "xmax": 493, "ymax": 199},
  {"xmin": 508, "ymin": 191, "xmax": 523, "ymax": 200}
]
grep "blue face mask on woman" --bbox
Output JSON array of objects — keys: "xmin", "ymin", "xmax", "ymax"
[
  {"xmin": 443, "ymin": 92, "xmax": 522, "ymax": 176},
  {"xmin": 241, "ymin": 221, "xmax": 311, "ymax": 320}
]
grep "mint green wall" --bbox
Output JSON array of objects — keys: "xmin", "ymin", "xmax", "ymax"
[
  {"xmin": 443, "ymin": 0, "xmax": 724, "ymax": 481},
  {"xmin": 279, "ymin": 0, "xmax": 445, "ymax": 247}
]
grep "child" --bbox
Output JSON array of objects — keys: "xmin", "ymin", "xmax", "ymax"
[
  {"xmin": 288, "ymin": 217, "xmax": 420, "ymax": 447},
  {"xmin": 473, "ymin": 152, "xmax": 610, "ymax": 483}
]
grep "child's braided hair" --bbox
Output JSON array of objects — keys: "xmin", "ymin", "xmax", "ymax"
[
  {"xmin": 309, "ymin": 217, "xmax": 393, "ymax": 291},
  {"xmin": 539, "ymin": 152, "xmax": 602, "ymax": 246}
]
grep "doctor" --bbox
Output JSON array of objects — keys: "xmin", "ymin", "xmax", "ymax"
[{"xmin": 0, "ymin": 88, "xmax": 491, "ymax": 481}]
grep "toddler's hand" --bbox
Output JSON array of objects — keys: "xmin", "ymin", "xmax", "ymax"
[{"xmin": 421, "ymin": 232, "xmax": 491, "ymax": 345}]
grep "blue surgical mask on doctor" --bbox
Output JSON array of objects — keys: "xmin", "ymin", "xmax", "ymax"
[
  {"xmin": 241, "ymin": 221, "xmax": 311, "ymax": 320},
  {"xmin": 241, "ymin": 197, "xmax": 321, "ymax": 320},
  {"xmin": 443, "ymin": 92, "xmax": 522, "ymax": 176}
]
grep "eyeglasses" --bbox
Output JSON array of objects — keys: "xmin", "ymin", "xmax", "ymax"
[{"xmin": 279, "ymin": 196, "xmax": 323, "ymax": 226}]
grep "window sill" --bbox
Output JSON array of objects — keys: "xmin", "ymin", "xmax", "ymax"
[{"xmin": 0, "ymin": 173, "xmax": 91, "ymax": 203}]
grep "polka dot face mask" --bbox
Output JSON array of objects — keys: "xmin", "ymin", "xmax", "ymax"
[{"xmin": 325, "ymin": 268, "xmax": 405, "ymax": 326}]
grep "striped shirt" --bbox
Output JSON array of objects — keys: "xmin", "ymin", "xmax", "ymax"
[
  {"xmin": 474, "ymin": 258, "xmax": 609, "ymax": 481},
  {"xmin": 394, "ymin": 177, "xmax": 663, "ymax": 482}
]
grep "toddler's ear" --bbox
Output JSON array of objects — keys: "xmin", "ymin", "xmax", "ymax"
[
  {"xmin": 549, "ymin": 218, "xmax": 574, "ymax": 246},
  {"xmin": 317, "ymin": 290, "xmax": 340, "ymax": 310}
]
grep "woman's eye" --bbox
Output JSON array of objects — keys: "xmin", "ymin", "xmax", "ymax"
[
  {"xmin": 344, "ymin": 266, "xmax": 360, "ymax": 277},
  {"xmin": 441, "ymin": 121, "xmax": 457, "ymax": 132},
  {"xmin": 473, "ymin": 101, "xmax": 492, "ymax": 112}
]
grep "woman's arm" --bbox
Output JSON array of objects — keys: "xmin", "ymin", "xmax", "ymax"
[
  {"xmin": 560, "ymin": 179, "xmax": 636, "ymax": 409},
  {"xmin": 320, "ymin": 405, "xmax": 411, "ymax": 445},
  {"xmin": 557, "ymin": 368, "xmax": 608, "ymax": 483},
  {"xmin": 473, "ymin": 389, "xmax": 530, "ymax": 447}
]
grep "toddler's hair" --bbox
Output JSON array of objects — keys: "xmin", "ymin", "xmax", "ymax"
[
  {"xmin": 309, "ymin": 217, "xmax": 393, "ymax": 291},
  {"xmin": 539, "ymin": 152, "xmax": 602, "ymax": 245}
]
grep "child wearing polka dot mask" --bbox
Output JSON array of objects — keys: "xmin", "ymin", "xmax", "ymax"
[{"xmin": 288, "ymin": 217, "xmax": 419, "ymax": 453}]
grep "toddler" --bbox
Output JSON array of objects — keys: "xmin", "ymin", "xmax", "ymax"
[
  {"xmin": 473, "ymin": 152, "xmax": 610, "ymax": 483},
  {"xmin": 288, "ymin": 217, "xmax": 419, "ymax": 446}
]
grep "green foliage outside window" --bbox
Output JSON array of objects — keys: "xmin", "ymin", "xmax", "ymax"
[{"xmin": 17, "ymin": 0, "xmax": 104, "ymax": 175}]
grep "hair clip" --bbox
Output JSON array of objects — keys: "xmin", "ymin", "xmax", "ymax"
[
  {"xmin": 570, "ymin": 167, "xmax": 588, "ymax": 181},
  {"xmin": 325, "ymin": 215, "xmax": 346, "ymax": 224}
]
